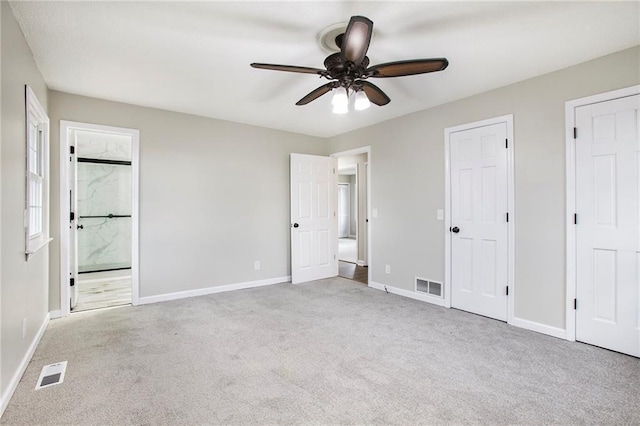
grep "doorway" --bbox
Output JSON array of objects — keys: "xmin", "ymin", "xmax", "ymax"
[
  {"xmin": 445, "ymin": 115, "xmax": 515, "ymax": 322},
  {"xmin": 333, "ymin": 148, "xmax": 370, "ymax": 285},
  {"xmin": 566, "ymin": 86, "xmax": 639, "ymax": 357},
  {"xmin": 60, "ymin": 121, "xmax": 140, "ymax": 315}
]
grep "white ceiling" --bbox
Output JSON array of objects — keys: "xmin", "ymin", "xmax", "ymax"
[{"xmin": 9, "ymin": 1, "xmax": 640, "ymax": 138}]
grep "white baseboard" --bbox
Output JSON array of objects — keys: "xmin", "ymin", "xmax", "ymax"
[
  {"xmin": 349, "ymin": 234, "xmax": 356, "ymax": 239},
  {"xmin": 369, "ymin": 281, "xmax": 446, "ymax": 307},
  {"xmin": 509, "ymin": 317, "xmax": 567, "ymax": 340},
  {"xmin": 138, "ymin": 276, "xmax": 291, "ymax": 305},
  {"xmin": 369, "ymin": 281, "xmax": 567, "ymax": 340},
  {"xmin": 356, "ymin": 260, "xmax": 367, "ymax": 266},
  {"xmin": 1, "ymin": 313, "xmax": 50, "ymax": 417},
  {"xmin": 49, "ymin": 310, "xmax": 62, "ymax": 319}
]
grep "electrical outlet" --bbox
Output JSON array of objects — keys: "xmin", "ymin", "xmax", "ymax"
[
  {"xmin": 385, "ymin": 264, "xmax": 391, "ymax": 274},
  {"xmin": 22, "ymin": 318, "xmax": 27, "ymax": 339},
  {"xmin": 254, "ymin": 261, "xmax": 261, "ymax": 271},
  {"xmin": 437, "ymin": 209, "xmax": 444, "ymax": 220}
]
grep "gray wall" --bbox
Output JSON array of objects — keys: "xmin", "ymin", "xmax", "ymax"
[
  {"xmin": 327, "ymin": 46, "xmax": 640, "ymax": 330},
  {"xmin": 47, "ymin": 92, "xmax": 326, "ymax": 310},
  {"xmin": 1, "ymin": 0, "xmax": 49, "ymax": 400}
]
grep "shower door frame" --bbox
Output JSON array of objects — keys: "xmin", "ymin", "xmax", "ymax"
[{"xmin": 59, "ymin": 121, "xmax": 140, "ymax": 316}]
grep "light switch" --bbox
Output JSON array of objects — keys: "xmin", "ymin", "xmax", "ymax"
[
  {"xmin": 372, "ymin": 208, "xmax": 378, "ymax": 218},
  {"xmin": 437, "ymin": 209, "xmax": 444, "ymax": 221}
]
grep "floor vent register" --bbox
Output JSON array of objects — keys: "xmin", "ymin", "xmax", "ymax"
[{"xmin": 35, "ymin": 361, "xmax": 67, "ymax": 390}]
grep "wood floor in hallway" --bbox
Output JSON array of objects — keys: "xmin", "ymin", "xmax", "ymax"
[{"xmin": 338, "ymin": 261, "xmax": 367, "ymax": 284}]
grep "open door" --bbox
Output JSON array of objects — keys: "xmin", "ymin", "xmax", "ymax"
[
  {"xmin": 290, "ymin": 153, "xmax": 338, "ymax": 284},
  {"xmin": 69, "ymin": 133, "xmax": 79, "ymax": 309}
]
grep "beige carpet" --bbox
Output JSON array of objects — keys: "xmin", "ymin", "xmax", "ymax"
[{"xmin": 2, "ymin": 277, "xmax": 639, "ymax": 424}]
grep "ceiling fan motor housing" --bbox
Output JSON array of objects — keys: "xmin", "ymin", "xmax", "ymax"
[{"xmin": 324, "ymin": 52, "xmax": 370, "ymax": 88}]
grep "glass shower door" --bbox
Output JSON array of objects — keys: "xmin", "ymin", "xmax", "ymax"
[{"xmin": 77, "ymin": 161, "xmax": 132, "ymax": 273}]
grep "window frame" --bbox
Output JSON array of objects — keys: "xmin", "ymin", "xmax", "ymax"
[{"xmin": 25, "ymin": 85, "xmax": 51, "ymax": 257}]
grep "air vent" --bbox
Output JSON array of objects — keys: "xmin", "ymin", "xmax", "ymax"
[
  {"xmin": 35, "ymin": 361, "xmax": 67, "ymax": 390},
  {"xmin": 416, "ymin": 278, "xmax": 443, "ymax": 298}
]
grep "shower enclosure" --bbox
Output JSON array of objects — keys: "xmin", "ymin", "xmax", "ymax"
[
  {"xmin": 77, "ymin": 159, "xmax": 132, "ymax": 273},
  {"xmin": 71, "ymin": 129, "xmax": 133, "ymax": 311}
]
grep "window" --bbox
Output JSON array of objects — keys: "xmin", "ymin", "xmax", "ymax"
[{"xmin": 25, "ymin": 85, "xmax": 50, "ymax": 256}]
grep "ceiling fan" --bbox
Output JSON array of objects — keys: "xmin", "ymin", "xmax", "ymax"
[{"xmin": 250, "ymin": 16, "xmax": 448, "ymax": 113}]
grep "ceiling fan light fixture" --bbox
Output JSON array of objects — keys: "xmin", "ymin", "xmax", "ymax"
[
  {"xmin": 332, "ymin": 102, "xmax": 349, "ymax": 114},
  {"xmin": 331, "ymin": 87, "xmax": 349, "ymax": 106},
  {"xmin": 354, "ymin": 90, "xmax": 371, "ymax": 110}
]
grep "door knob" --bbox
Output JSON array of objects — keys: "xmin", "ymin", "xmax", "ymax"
[
  {"xmin": 451, "ymin": 226, "xmax": 460, "ymax": 233},
  {"xmin": 292, "ymin": 223, "xmax": 299, "ymax": 228}
]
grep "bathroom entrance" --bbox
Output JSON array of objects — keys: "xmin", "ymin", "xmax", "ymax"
[{"xmin": 60, "ymin": 121, "xmax": 140, "ymax": 314}]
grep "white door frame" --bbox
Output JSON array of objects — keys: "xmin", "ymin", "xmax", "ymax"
[
  {"xmin": 331, "ymin": 146, "xmax": 372, "ymax": 284},
  {"xmin": 564, "ymin": 85, "xmax": 640, "ymax": 342},
  {"xmin": 59, "ymin": 120, "xmax": 140, "ymax": 316},
  {"xmin": 444, "ymin": 114, "xmax": 515, "ymax": 323}
]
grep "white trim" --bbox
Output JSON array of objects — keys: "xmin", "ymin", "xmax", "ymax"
[
  {"xmin": 0, "ymin": 313, "xmax": 49, "ymax": 417},
  {"xmin": 25, "ymin": 86, "xmax": 50, "ymax": 259},
  {"xmin": 369, "ymin": 281, "xmax": 447, "ymax": 307},
  {"xmin": 331, "ymin": 146, "xmax": 372, "ymax": 283},
  {"xmin": 564, "ymin": 85, "xmax": 640, "ymax": 342},
  {"xmin": 59, "ymin": 121, "xmax": 140, "ymax": 316},
  {"xmin": 49, "ymin": 310, "xmax": 62, "ymax": 319},
  {"xmin": 356, "ymin": 260, "xmax": 366, "ymax": 266},
  {"xmin": 444, "ymin": 115, "xmax": 515, "ymax": 322},
  {"xmin": 370, "ymin": 281, "xmax": 568, "ymax": 339},
  {"xmin": 25, "ymin": 238, "xmax": 53, "ymax": 256},
  {"xmin": 138, "ymin": 276, "xmax": 291, "ymax": 305},
  {"xmin": 510, "ymin": 317, "xmax": 567, "ymax": 340}
]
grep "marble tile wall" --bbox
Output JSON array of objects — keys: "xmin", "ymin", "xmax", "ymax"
[
  {"xmin": 76, "ymin": 131, "xmax": 132, "ymax": 272},
  {"xmin": 76, "ymin": 129, "xmax": 132, "ymax": 161}
]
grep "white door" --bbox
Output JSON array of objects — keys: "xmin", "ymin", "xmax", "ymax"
[
  {"xmin": 575, "ymin": 94, "xmax": 640, "ymax": 357},
  {"xmin": 69, "ymin": 131, "xmax": 79, "ymax": 309},
  {"xmin": 290, "ymin": 154, "xmax": 338, "ymax": 284},
  {"xmin": 450, "ymin": 122, "xmax": 509, "ymax": 321},
  {"xmin": 338, "ymin": 184, "xmax": 350, "ymax": 238}
]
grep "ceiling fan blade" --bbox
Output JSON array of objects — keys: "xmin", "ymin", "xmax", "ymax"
[
  {"xmin": 296, "ymin": 82, "xmax": 335, "ymax": 105},
  {"xmin": 341, "ymin": 16, "xmax": 373, "ymax": 66},
  {"xmin": 251, "ymin": 63, "xmax": 325, "ymax": 75},
  {"xmin": 366, "ymin": 58, "xmax": 449, "ymax": 78},
  {"xmin": 360, "ymin": 81, "xmax": 390, "ymax": 106}
]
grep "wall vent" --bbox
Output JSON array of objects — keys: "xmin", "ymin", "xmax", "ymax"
[
  {"xmin": 35, "ymin": 361, "xmax": 67, "ymax": 390},
  {"xmin": 416, "ymin": 278, "xmax": 443, "ymax": 298}
]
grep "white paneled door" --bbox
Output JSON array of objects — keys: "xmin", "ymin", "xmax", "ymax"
[
  {"xmin": 450, "ymin": 122, "xmax": 509, "ymax": 321},
  {"xmin": 575, "ymin": 94, "xmax": 640, "ymax": 357},
  {"xmin": 290, "ymin": 154, "xmax": 338, "ymax": 284}
]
